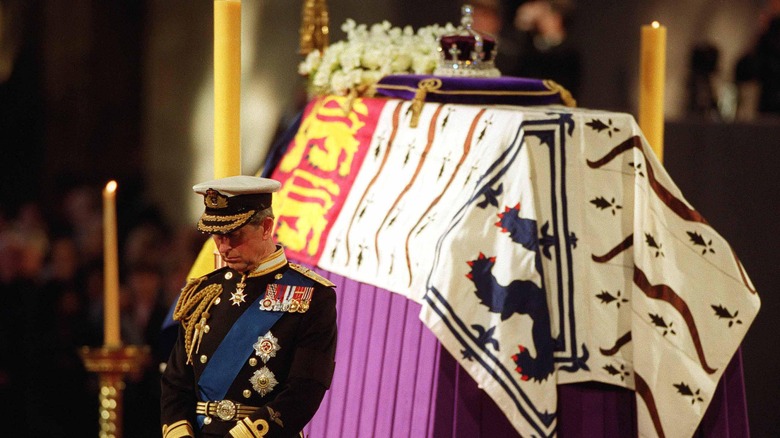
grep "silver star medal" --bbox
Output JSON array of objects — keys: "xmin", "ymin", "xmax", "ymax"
[
  {"xmin": 230, "ymin": 276, "xmax": 247, "ymax": 306},
  {"xmin": 250, "ymin": 366, "xmax": 278, "ymax": 397},
  {"xmin": 253, "ymin": 331, "xmax": 280, "ymax": 363}
]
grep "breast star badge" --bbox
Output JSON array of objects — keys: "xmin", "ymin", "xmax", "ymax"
[
  {"xmin": 253, "ymin": 331, "xmax": 280, "ymax": 363},
  {"xmin": 250, "ymin": 367, "xmax": 278, "ymax": 397}
]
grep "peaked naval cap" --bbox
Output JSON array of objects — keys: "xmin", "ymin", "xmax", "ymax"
[{"xmin": 193, "ymin": 175, "xmax": 281, "ymax": 235}]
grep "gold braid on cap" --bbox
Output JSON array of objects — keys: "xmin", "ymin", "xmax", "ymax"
[
  {"xmin": 173, "ymin": 277, "xmax": 222, "ymax": 364},
  {"xmin": 198, "ymin": 210, "xmax": 256, "ymax": 234}
]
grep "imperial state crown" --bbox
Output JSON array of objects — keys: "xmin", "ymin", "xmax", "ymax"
[{"xmin": 434, "ymin": 4, "xmax": 501, "ymax": 77}]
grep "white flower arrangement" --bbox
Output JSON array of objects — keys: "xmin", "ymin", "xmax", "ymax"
[{"xmin": 298, "ymin": 19, "xmax": 456, "ymax": 97}]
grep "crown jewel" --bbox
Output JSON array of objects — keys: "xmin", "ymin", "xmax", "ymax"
[{"xmin": 434, "ymin": 4, "xmax": 501, "ymax": 77}]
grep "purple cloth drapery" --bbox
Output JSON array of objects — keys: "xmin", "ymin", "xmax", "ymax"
[{"xmin": 303, "ymin": 270, "xmax": 749, "ymax": 437}]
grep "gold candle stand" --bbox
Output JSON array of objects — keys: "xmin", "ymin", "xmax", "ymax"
[{"xmin": 80, "ymin": 345, "xmax": 151, "ymax": 438}]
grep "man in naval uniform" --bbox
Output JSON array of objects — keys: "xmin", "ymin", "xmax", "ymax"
[{"xmin": 161, "ymin": 175, "xmax": 337, "ymax": 438}]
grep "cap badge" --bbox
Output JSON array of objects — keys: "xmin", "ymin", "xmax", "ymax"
[{"xmin": 205, "ymin": 189, "xmax": 229, "ymax": 209}]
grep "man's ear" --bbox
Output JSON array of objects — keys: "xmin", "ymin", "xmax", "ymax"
[{"xmin": 262, "ymin": 216, "xmax": 275, "ymax": 239}]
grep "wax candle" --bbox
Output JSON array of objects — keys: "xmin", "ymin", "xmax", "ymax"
[
  {"xmin": 639, "ymin": 21, "xmax": 667, "ymax": 163},
  {"xmin": 103, "ymin": 181, "xmax": 121, "ymax": 347},
  {"xmin": 214, "ymin": 0, "xmax": 242, "ymax": 178}
]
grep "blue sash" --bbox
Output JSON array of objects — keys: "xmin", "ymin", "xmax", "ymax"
[
  {"xmin": 196, "ymin": 270, "xmax": 313, "ymax": 427},
  {"xmin": 197, "ymin": 293, "xmax": 282, "ymax": 403}
]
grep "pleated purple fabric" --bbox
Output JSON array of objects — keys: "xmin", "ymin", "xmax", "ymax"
[{"xmin": 304, "ymin": 270, "xmax": 749, "ymax": 437}]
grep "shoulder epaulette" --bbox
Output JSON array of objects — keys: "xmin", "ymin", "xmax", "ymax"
[
  {"xmin": 288, "ymin": 263, "xmax": 335, "ymax": 287},
  {"xmin": 174, "ymin": 270, "xmax": 224, "ymax": 364},
  {"xmin": 202, "ymin": 265, "xmax": 230, "ymax": 280},
  {"xmin": 173, "ymin": 268, "xmax": 226, "ymax": 322},
  {"xmin": 174, "ymin": 276, "xmax": 205, "ymax": 320}
]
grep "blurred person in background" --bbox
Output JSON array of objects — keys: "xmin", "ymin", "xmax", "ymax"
[
  {"xmin": 735, "ymin": 0, "xmax": 780, "ymax": 117},
  {"xmin": 123, "ymin": 260, "xmax": 170, "ymax": 438},
  {"xmin": 496, "ymin": 0, "xmax": 582, "ymax": 98},
  {"xmin": 686, "ymin": 43, "xmax": 722, "ymax": 119},
  {"xmin": 0, "ymin": 204, "xmax": 95, "ymax": 436}
]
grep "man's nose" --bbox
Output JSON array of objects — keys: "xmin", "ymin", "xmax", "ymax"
[{"xmin": 215, "ymin": 237, "xmax": 231, "ymax": 252}]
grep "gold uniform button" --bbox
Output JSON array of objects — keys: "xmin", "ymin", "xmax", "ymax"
[
  {"xmin": 214, "ymin": 297, "xmax": 221, "ymax": 305},
  {"xmin": 225, "ymin": 272, "xmax": 233, "ymax": 280},
  {"xmin": 249, "ymin": 358, "xmax": 258, "ymax": 367},
  {"xmin": 204, "ymin": 325, "xmax": 210, "ymax": 333},
  {"xmin": 204, "ymin": 417, "xmax": 212, "ymax": 425},
  {"xmin": 243, "ymin": 389, "xmax": 252, "ymax": 398},
  {"xmin": 200, "ymin": 355, "xmax": 208, "ymax": 364},
  {"xmin": 275, "ymin": 273, "xmax": 283, "ymax": 280}
]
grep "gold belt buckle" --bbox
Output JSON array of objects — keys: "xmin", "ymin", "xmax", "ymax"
[{"xmin": 215, "ymin": 399, "xmax": 238, "ymax": 421}]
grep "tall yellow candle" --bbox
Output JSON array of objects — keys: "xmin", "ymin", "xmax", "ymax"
[
  {"xmin": 639, "ymin": 21, "xmax": 667, "ymax": 163},
  {"xmin": 102, "ymin": 181, "xmax": 121, "ymax": 347},
  {"xmin": 214, "ymin": 0, "xmax": 242, "ymax": 178}
]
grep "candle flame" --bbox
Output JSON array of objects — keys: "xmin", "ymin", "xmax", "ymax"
[
  {"xmin": 105, "ymin": 180, "xmax": 118, "ymax": 193},
  {"xmin": 651, "ymin": 21, "xmax": 660, "ymax": 28}
]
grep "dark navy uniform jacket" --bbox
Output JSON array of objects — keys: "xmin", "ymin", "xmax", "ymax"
[{"xmin": 161, "ymin": 247, "xmax": 337, "ymax": 438}]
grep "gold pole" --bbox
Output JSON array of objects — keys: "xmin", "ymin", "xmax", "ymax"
[
  {"xmin": 299, "ymin": 0, "xmax": 329, "ymax": 55},
  {"xmin": 214, "ymin": 0, "xmax": 242, "ymax": 178},
  {"xmin": 80, "ymin": 345, "xmax": 150, "ymax": 438},
  {"xmin": 314, "ymin": 0, "xmax": 330, "ymax": 52},
  {"xmin": 299, "ymin": 0, "xmax": 316, "ymax": 55}
]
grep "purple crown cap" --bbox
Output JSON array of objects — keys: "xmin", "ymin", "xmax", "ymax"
[{"xmin": 435, "ymin": 4, "xmax": 500, "ymax": 77}]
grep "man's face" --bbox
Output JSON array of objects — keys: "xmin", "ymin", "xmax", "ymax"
[{"xmin": 212, "ymin": 219, "xmax": 273, "ymax": 272}]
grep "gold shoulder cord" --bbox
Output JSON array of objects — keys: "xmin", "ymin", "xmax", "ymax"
[{"xmin": 173, "ymin": 277, "xmax": 222, "ymax": 364}]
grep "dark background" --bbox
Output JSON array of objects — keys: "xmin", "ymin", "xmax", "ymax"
[{"xmin": 1, "ymin": 0, "xmax": 777, "ymax": 436}]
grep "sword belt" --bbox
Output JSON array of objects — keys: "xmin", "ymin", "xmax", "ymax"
[{"xmin": 196, "ymin": 400, "xmax": 259, "ymax": 422}]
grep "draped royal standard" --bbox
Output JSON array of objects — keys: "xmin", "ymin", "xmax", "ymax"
[
  {"xmin": 271, "ymin": 96, "xmax": 760, "ymax": 437},
  {"xmin": 270, "ymin": 96, "xmax": 387, "ymax": 266}
]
